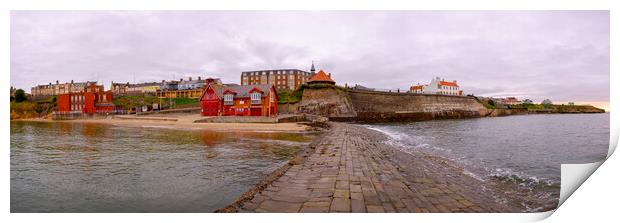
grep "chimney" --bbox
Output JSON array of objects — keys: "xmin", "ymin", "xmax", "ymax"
[
  {"xmin": 162, "ymin": 80, "xmax": 165, "ymax": 83},
  {"xmin": 328, "ymin": 73, "xmax": 332, "ymax": 77},
  {"xmin": 180, "ymin": 78, "xmax": 184, "ymax": 82},
  {"xmin": 56, "ymin": 80, "xmax": 59, "ymax": 84},
  {"xmin": 189, "ymin": 76, "xmax": 192, "ymax": 81},
  {"xmin": 71, "ymin": 80, "xmax": 74, "ymax": 84},
  {"xmin": 198, "ymin": 76, "xmax": 201, "ymax": 81}
]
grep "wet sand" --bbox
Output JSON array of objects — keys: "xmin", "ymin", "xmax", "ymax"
[{"xmin": 16, "ymin": 114, "xmax": 309, "ymax": 132}]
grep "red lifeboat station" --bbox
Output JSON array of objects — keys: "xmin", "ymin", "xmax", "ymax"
[{"xmin": 199, "ymin": 79, "xmax": 277, "ymax": 117}]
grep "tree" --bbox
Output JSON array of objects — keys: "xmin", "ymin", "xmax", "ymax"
[
  {"xmin": 14, "ymin": 89, "xmax": 27, "ymax": 102},
  {"xmin": 541, "ymin": 99, "xmax": 553, "ymax": 109}
]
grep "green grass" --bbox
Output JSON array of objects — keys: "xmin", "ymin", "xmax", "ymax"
[
  {"xmin": 277, "ymin": 84, "xmax": 346, "ymax": 104},
  {"xmin": 113, "ymin": 95, "xmax": 160, "ymax": 110},
  {"xmin": 277, "ymin": 88, "xmax": 304, "ymax": 104},
  {"xmin": 171, "ymin": 97, "xmax": 199, "ymax": 105}
]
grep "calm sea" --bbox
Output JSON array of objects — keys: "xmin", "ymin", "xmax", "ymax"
[
  {"xmin": 10, "ymin": 121, "xmax": 315, "ymax": 212},
  {"xmin": 365, "ymin": 113, "xmax": 610, "ymax": 211}
]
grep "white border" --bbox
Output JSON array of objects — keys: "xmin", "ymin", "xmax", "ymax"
[{"xmin": 3, "ymin": 1, "xmax": 618, "ymax": 223}]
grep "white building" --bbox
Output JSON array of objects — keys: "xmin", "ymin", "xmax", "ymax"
[{"xmin": 410, "ymin": 77, "xmax": 463, "ymax": 96}]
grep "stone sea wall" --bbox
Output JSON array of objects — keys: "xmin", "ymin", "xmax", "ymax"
[
  {"xmin": 345, "ymin": 89, "xmax": 487, "ymax": 122},
  {"xmin": 278, "ymin": 103, "xmax": 300, "ymax": 114},
  {"xmin": 298, "ymin": 87, "xmax": 357, "ymax": 118},
  {"xmin": 298, "ymin": 87, "xmax": 528, "ymax": 122}
]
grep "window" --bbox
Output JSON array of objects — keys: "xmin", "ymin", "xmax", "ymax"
[
  {"xmin": 224, "ymin": 94, "xmax": 233, "ymax": 105},
  {"xmin": 251, "ymin": 92, "xmax": 261, "ymax": 104}
]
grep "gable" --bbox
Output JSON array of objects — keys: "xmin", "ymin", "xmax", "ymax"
[{"xmin": 200, "ymin": 84, "xmax": 220, "ymax": 101}]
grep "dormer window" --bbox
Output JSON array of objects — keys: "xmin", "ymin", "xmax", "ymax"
[
  {"xmin": 224, "ymin": 94, "xmax": 234, "ymax": 105},
  {"xmin": 251, "ymin": 92, "xmax": 262, "ymax": 104}
]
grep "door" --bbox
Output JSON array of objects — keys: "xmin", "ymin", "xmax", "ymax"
[
  {"xmin": 250, "ymin": 108, "xmax": 262, "ymax": 116},
  {"xmin": 201, "ymin": 100, "xmax": 219, "ymax": 116}
]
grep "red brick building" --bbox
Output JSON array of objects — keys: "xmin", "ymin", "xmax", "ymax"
[
  {"xmin": 199, "ymin": 80, "xmax": 277, "ymax": 117},
  {"xmin": 57, "ymin": 83, "xmax": 115, "ymax": 114}
]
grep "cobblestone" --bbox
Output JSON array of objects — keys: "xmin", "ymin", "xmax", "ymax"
[{"xmin": 238, "ymin": 123, "xmax": 511, "ymax": 213}]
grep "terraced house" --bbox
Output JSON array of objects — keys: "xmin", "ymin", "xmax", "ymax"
[
  {"xmin": 110, "ymin": 81, "xmax": 161, "ymax": 94},
  {"xmin": 31, "ymin": 80, "xmax": 98, "ymax": 96}
]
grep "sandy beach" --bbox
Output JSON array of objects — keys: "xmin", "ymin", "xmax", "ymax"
[{"xmin": 16, "ymin": 113, "xmax": 309, "ymax": 132}]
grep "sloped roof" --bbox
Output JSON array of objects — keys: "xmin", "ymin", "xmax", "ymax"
[
  {"xmin": 201, "ymin": 83, "xmax": 273, "ymax": 100},
  {"xmin": 439, "ymin": 81, "xmax": 458, "ymax": 87},
  {"xmin": 308, "ymin": 70, "xmax": 335, "ymax": 83},
  {"xmin": 410, "ymin": 85, "xmax": 424, "ymax": 90}
]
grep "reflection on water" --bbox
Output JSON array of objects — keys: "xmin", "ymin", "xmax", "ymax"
[{"xmin": 10, "ymin": 121, "xmax": 316, "ymax": 212}]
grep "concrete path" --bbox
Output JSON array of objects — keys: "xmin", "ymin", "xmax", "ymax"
[{"xmin": 238, "ymin": 123, "xmax": 508, "ymax": 213}]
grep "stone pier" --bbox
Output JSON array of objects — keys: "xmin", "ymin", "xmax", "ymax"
[{"xmin": 235, "ymin": 123, "xmax": 511, "ymax": 213}]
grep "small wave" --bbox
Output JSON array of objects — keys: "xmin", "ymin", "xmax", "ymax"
[
  {"xmin": 462, "ymin": 169, "xmax": 486, "ymax": 182},
  {"xmin": 488, "ymin": 169, "xmax": 560, "ymax": 190}
]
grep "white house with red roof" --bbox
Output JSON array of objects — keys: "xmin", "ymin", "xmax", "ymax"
[{"xmin": 409, "ymin": 77, "xmax": 463, "ymax": 96}]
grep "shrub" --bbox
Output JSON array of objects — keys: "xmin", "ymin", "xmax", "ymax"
[{"xmin": 14, "ymin": 89, "xmax": 27, "ymax": 102}]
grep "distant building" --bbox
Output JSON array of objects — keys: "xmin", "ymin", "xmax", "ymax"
[
  {"xmin": 10, "ymin": 86, "xmax": 16, "ymax": 97},
  {"xmin": 410, "ymin": 77, "xmax": 462, "ymax": 96},
  {"xmin": 523, "ymin": 99, "xmax": 533, "ymax": 104},
  {"xmin": 110, "ymin": 81, "xmax": 163, "ymax": 94},
  {"xmin": 568, "ymin": 102, "xmax": 575, "ymax": 106},
  {"xmin": 501, "ymin": 97, "xmax": 522, "ymax": 105},
  {"xmin": 56, "ymin": 83, "xmax": 115, "ymax": 114},
  {"xmin": 31, "ymin": 80, "xmax": 98, "ymax": 96},
  {"xmin": 240, "ymin": 62, "xmax": 316, "ymax": 91},
  {"xmin": 178, "ymin": 76, "xmax": 214, "ymax": 90},
  {"xmin": 199, "ymin": 79, "xmax": 277, "ymax": 117},
  {"xmin": 307, "ymin": 70, "xmax": 336, "ymax": 85},
  {"xmin": 160, "ymin": 80, "xmax": 179, "ymax": 91}
]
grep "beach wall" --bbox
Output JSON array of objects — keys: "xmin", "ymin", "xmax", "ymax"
[
  {"xmin": 298, "ymin": 87, "xmax": 357, "ymax": 118},
  {"xmin": 344, "ymin": 89, "xmax": 487, "ymax": 122},
  {"xmin": 485, "ymin": 108, "xmax": 529, "ymax": 117},
  {"xmin": 278, "ymin": 103, "xmax": 300, "ymax": 114},
  {"xmin": 298, "ymin": 87, "xmax": 505, "ymax": 122}
]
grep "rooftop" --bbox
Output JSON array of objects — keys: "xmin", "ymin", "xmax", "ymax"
[{"xmin": 308, "ymin": 70, "xmax": 335, "ymax": 84}]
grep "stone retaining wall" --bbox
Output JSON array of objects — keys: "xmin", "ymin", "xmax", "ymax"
[{"xmin": 346, "ymin": 90, "xmax": 486, "ymax": 122}]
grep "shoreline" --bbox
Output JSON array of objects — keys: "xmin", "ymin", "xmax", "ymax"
[
  {"xmin": 12, "ymin": 114, "xmax": 309, "ymax": 132},
  {"xmin": 223, "ymin": 122, "xmax": 542, "ymax": 213}
]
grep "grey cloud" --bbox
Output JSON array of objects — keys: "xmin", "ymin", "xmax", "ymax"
[{"xmin": 10, "ymin": 11, "xmax": 609, "ymax": 103}]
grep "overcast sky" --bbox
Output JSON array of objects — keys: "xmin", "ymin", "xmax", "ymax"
[{"xmin": 10, "ymin": 11, "xmax": 609, "ymax": 104}]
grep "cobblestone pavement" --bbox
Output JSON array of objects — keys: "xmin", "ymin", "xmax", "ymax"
[{"xmin": 238, "ymin": 123, "xmax": 511, "ymax": 213}]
